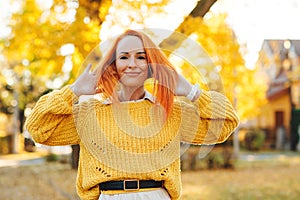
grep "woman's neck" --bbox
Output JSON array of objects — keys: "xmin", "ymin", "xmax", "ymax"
[{"xmin": 119, "ymin": 86, "xmax": 145, "ymax": 101}]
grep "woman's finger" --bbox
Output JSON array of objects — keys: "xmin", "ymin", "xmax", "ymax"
[{"xmin": 84, "ymin": 63, "xmax": 93, "ymax": 74}]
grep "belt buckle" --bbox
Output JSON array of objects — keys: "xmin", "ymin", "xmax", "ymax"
[{"xmin": 123, "ymin": 180, "xmax": 139, "ymax": 191}]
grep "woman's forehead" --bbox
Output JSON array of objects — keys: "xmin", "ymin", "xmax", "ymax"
[{"xmin": 116, "ymin": 35, "xmax": 145, "ymax": 54}]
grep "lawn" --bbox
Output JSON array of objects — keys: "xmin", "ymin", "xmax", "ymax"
[
  {"xmin": 181, "ymin": 153, "xmax": 300, "ymax": 200},
  {"xmin": 0, "ymin": 152, "xmax": 300, "ymax": 200}
]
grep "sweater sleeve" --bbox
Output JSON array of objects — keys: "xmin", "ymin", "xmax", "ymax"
[
  {"xmin": 178, "ymin": 90, "xmax": 239, "ymax": 145},
  {"xmin": 25, "ymin": 85, "xmax": 80, "ymax": 146}
]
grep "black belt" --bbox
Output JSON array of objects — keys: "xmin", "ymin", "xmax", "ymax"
[{"xmin": 99, "ymin": 180, "xmax": 164, "ymax": 191}]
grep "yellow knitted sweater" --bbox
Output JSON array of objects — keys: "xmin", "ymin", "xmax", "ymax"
[{"xmin": 25, "ymin": 86, "xmax": 239, "ymax": 200}]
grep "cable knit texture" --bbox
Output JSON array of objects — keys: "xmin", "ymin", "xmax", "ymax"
[{"xmin": 25, "ymin": 85, "xmax": 239, "ymax": 200}]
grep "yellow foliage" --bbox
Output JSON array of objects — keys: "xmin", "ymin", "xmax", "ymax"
[
  {"xmin": 78, "ymin": 0, "xmax": 112, "ymax": 22},
  {"xmin": 3, "ymin": 0, "xmax": 104, "ymax": 82},
  {"xmin": 0, "ymin": 0, "xmax": 111, "ymax": 114},
  {"xmin": 175, "ymin": 13, "xmax": 267, "ymax": 120}
]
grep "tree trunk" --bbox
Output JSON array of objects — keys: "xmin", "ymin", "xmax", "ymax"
[
  {"xmin": 71, "ymin": 144, "xmax": 80, "ymax": 169},
  {"xmin": 12, "ymin": 89, "xmax": 20, "ymax": 154},
  {"xmin": 159, "ymin": 0, "xmax": 217, "ymax": 54}
]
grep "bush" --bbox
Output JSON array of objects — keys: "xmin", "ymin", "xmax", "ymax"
[
  {"xmin": 180, "ymin": 145, "xmax": 235, "ymax": 171},
  {"xmin": 205, "ymin": 147, "xmax": 235, "ymax": 169},
  {"xmin": 0, "ymin": 135, "xmax": 12, "ymax": 154},
  {"xmin": 243, "ymin": 129, "xmax": 265, "ymax": 151},
  {"xmin": 46, "ymin": 153, "xmax": 59, "ymax": 162}
]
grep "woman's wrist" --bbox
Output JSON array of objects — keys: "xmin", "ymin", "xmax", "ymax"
[
  {"xmin": 186, "ymin": 83, "xmax": 200, "ymax": 101},
  {"xmin": 191, "ymin": 88, "xmax": 202, "ymax": 102},
  {"xmin": 70, "ymin": 84, "xmax": 80, "ymax": 97}
]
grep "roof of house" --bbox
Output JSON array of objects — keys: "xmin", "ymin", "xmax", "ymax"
[
  {"xmin": 260, "ymin": 39, "xmax": 300, "ymax": 100},
  {"xmin": 266, "ymin": 69, "xmax": 290, "ymax": 100},
  {"xmin": 263, "ymin": 39, "xmax": 300, "ymax": 60}
]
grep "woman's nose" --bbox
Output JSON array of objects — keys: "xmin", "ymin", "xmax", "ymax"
[{"xmin": 128, "ymin": 57, "xmax": 137, "ymax": 68}]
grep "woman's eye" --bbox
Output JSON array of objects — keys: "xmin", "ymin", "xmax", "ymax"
[
  {"xmin": 137, "ymin": 56, "xmax": 146, "ymax": 60},
  {"xmin": 119, "ymin": 56, "xmax": 128, "ymax": 60}
]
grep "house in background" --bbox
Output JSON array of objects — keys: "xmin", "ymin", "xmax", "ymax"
[{"xmin": 256, "ymin": 39, "xmax": 300, "ymax": 150}]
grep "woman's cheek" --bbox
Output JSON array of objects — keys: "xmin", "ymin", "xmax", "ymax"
[{"xmin": 116, "ymin": 61, "xmax": 126, "ymax": 73}]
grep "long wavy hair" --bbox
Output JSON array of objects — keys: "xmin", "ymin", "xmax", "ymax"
[{"xmin": 95, "ymin": 29, "xmax": 178, "ymax": 116}]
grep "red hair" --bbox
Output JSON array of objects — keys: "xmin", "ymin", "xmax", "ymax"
[{"xmin": 95, "ymin": 29, "xmax": 178, "ymax": 116}]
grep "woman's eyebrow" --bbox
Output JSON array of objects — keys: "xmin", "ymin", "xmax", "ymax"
[
  {"xmin": 119, "ymin": 52, "xmax": 129, "ymax": 55},
  {"xmin": 118, "ymin": 51, "xmax": 146, "ymax": 55}
]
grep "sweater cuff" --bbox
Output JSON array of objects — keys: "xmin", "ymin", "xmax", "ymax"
[
  {"xmin": 193, "ymin": 90, "xmax": 213, "ymax": 115},
  {"xmin": 196, "ymin": 90, "xmax": 212, "ymax": 106},
  {"xmin": 194, "ymin": 90, "xmax": 230, "ymax": 119},
  {"xmin": 60, "ymin": 85, "xmax": 80, "ymax": 105}
]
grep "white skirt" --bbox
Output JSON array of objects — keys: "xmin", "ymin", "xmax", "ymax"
[{"xmin": 98, "ymin": 188, "xmax": 171, "ymax": 200}]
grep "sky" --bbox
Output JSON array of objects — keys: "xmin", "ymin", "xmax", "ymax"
[
  {"xmin": 210, "ymin": 0, "xmax": 300, "ymax": 69},
  {"xmin": 1, "ymin": 0, "xmax": 300, "ymax": 70}
]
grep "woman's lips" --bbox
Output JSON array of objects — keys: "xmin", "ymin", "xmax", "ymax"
[{"xmin": 124, "ymin": 72, "xmax": 141, "ymax": 76}]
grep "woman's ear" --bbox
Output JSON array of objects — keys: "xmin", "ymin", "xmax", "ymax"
[{"xmin": 147, "ymin": 64, "xmax": 153, "ymax": 78}]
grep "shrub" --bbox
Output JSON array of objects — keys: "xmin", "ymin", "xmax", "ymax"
[
  {"xmin": 46, "ymin": 153, "xmax": 59, "ymax": 162},
  {"xmin": 181, "ymin": 145, "xmax": 235, "ymax": 170},
  {"xmin": 243, "ymin": 129, "xmax": 265, "ymax": 151}
]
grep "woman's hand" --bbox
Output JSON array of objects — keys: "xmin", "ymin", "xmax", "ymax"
[
  {"xmin": 175, "ymin": 74, "xmax": 201, "ymax": 101},
  {"xmin": 175, "ymin": 74, "xmax": 193, "ymax": 96},
  {"xmin": 70, "ymin": 63, "xmax": 98, "ymax": 96}
]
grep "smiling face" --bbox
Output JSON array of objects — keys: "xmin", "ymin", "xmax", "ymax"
[{"xmin": 116, "ymin": 35, "xmax": 148, "ymax": 90}]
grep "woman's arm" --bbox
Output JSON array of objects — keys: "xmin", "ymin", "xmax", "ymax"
[
  {"xmin": 25, "ymin": 86, "xmax": 80, "ymax": 146},
  {"xmin": 174, "ymin": 74, "xmax": 239, "ymax": 144},
  {"xmin": 25, "ymin": 64, "xmax": 98, "ymax": 146},
  {"xmin": 178, "ymin": 90, "xmax": 239, "ymax": 144}
]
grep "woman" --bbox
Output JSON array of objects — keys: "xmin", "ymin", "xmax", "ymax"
[{"xmin": 25, "ymin": 29, "xmax": 239, "ymax": 200}]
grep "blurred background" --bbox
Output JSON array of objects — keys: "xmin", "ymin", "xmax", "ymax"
[{"xmin": 0, "ymin": 0, "xmax": 300, "ymax": 199}]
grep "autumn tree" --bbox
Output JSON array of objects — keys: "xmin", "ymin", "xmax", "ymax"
[
  {"xmin": 0, "ymin": 0, "xmax": 112, "ymax": 153},
  {"xmin": 190, "ymin": 14, "xmax": 266, "ymax": 120},
  {"xmin": 162, "ymin": 13, "xmax": 266, "ymax": 121}
]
